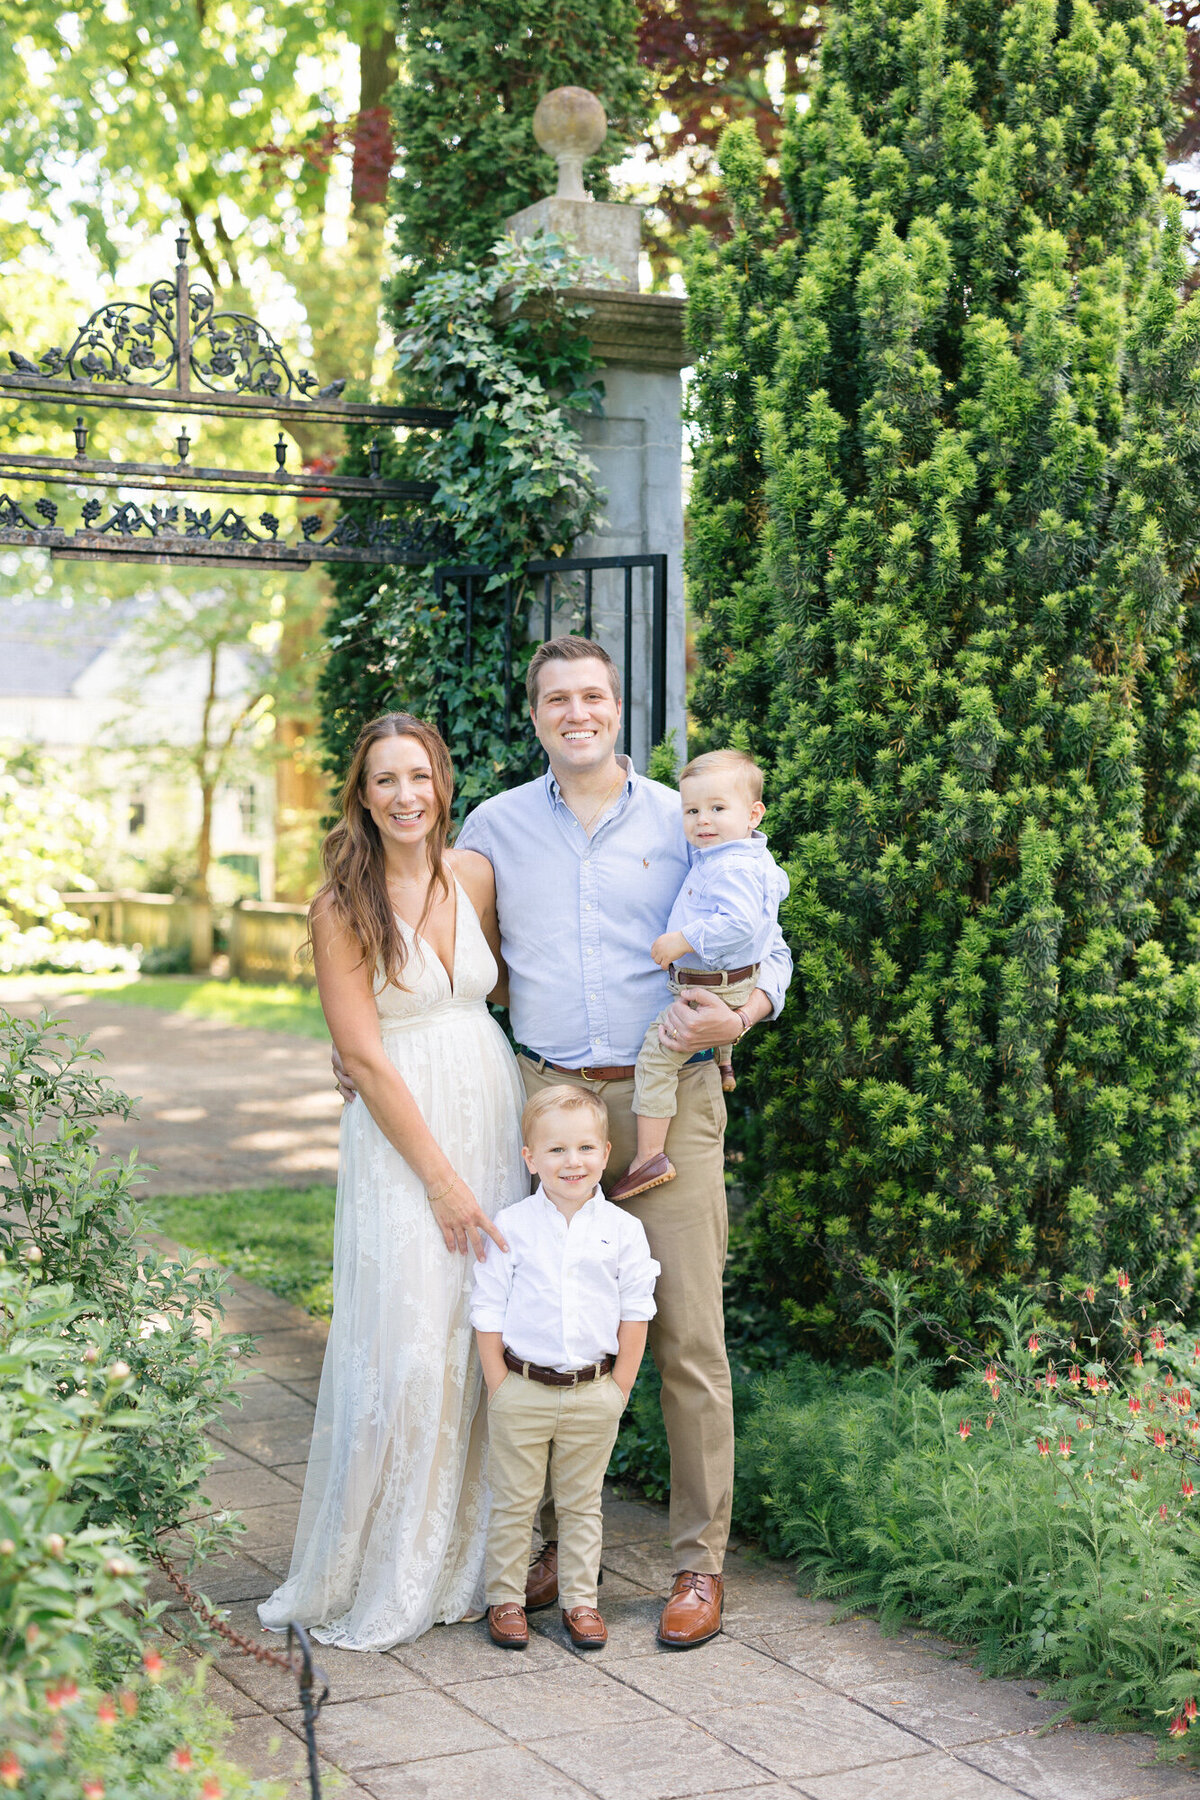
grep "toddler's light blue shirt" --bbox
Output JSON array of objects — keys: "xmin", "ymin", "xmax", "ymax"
[
  {"xmin": 456, "ymin": 758, "xmax": 792, "ymax": 1067},
  {"xmin": 667, "ymin": 832, "xmax": 790, "ymax": 972}
]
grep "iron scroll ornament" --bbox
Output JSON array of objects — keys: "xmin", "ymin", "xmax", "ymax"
[{"xmin": 13, "ymin": 279, "xmax": 320, "ymax": 401}]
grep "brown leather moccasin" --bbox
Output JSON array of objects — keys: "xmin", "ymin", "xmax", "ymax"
[
  {"xmin": 562, "ymin": 1605, "xmax": 608, "ymax": 1649},
  {"xmin": 657, "ymin": 1571, "xmax": 724, "ymax": 1648},
  {"xmin": 487, "ymin": 1602, "xmax": 529, "ymax": 1648},
  {"xmin": 525, "ymin": 1540, "xmax": 558, "ymax": 1611},
  {"xmin": 609, "ymin": 1153, "xmax": 676, "ymax": 1203}
]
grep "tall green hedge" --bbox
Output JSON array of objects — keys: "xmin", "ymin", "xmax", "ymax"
[{"xmin": 685, "ymin": 0, "xmax": 1200, "ymax": 1343}]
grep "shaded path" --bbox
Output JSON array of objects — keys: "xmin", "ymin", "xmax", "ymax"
[{"xmin": 2, "ymin": 983, "xmax": 340, "ymax": 1193}]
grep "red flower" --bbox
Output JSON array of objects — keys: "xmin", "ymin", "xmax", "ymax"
[
  {"xmin": 1169, "ymin": 1715, "xmax": 1189, "ymax": 1738},
  {"xmin": 1085, "ymin": 1285, "xmax": 1096, "ymax": 1302},
  {"xmin": 201, "ymin": 1781, "xmax": 224, "ymax": 1800},
  {"xmin": 1129, "ymin": 1396, "xmax": 1142, "ymax": 1416},
  {"xmin": 1160, "ymin": 1503, "xmax": 1170, "ymax": 1521},
  {"xmin": 1133, "ymin": 1350, "xmax": 1143, "ymax": 1368},
  {"xmin": 1154, "ymin": 1428, "xmax": 1168, "ymax": 1450},
  {"xmin": 1166, "ymin": 1373, "xmax": 1175, "ymax": 1388},
  {"xmin": 1151, "ymin": 1328, "xmax": 1167, "ymax": 1352},
  {"xmin": 142, "ymin": 1651, "xmax": 164, "ymax": 1684},
  {"xmin": 1086, "ymin": 1372, "xmax": 1099, "ymax": 1392},
  {"xmin": 1037, "ymin": 1438, "xmax": 1050, "ymax": 1457},
  {"xmin": 1182, "ymin": 1477, "xmax": 1195, "ymax": 1501},
  {"xmin": 1058, "ymin": 1437, "xmax": 1072, "ymax": 1459},
  {"xmin": 958, "ymin": 1419, "xmax": 971, "ymax": 1440},
  {"xmin": 985, "ymin": 1414, "xmax": 994, "ymax": 1430},
  {"xmin": 1046, "ymin": 1366, "xmax": 1058, "ymax": 1390},
  {"xmin": 118, "ymin": 1690, "xmax": 137, "ymax": 1718},
  {"xmin": 1028, "ymin": 1334, "xmax": 1039, "ymax": 1354},
  {"xmin": 0, "ymin": 1752, "xmax": 21, "ymax": 1790},
  {"xmin": 169, "ymin": 1748, "xmax": 193, "ymax": 1773},
  {"xmin": 82, "ymin": 1781, "xmax": 105, "ymax": 1799},
  {"xmin": 1099, "ymin": 1378, "xmax": 1110, "ymax": 1393},
  {"xmin": 1068, "ymin": 1365, "xmax": 1081, "ymax": 1385},
  {"xmin": 1186, "ymin": 1698, "xmax": 1198, "ymax": 1722},
  {"xmin": 45, "ymin": 1681, "xmax": 80, "ymax": 1712},
  {"xmin": 1132, "ymin": 1468, "xmax": 1143, "ymax": 1481},
  {"xmin": 1117, "ymin": 1270, "xmax": 1131, "ymax": 1293},
  {"xmin": 96, "ymin": 1696, "xmax": 117, "ymax": 1730},
  {"xmin": 1180, "ymin": 1389, "xmax": 1193, "ymax": 1411},
  {"xmin": 983, "ymin": 1364, "xmax": 998, "ymax": 1385}
]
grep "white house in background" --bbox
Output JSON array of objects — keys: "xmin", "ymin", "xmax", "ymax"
[{"xmin": 0, "ymin": 596, "xmax": 276, "ymax": 902}]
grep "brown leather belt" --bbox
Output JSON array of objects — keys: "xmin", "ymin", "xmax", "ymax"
[
  {"xmin": 540, "ymin": 1058, "xmax": 636, "ymax": 1082},
  {"xmin": 504, "ymin": 1346, "xmax": 615, "ymax": 1387},
  {"xmin": 670, "ymin": 962, "xmax": 758, "ymax": 987}
]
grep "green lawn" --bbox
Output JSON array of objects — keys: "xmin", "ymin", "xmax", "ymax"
[
  {"xmin": 151, "ymin": 1183, "xmax": 337, "ymax": 1317},
  {"xmin": 0, "ymin": 973, "xmax": 328, "ymax": 1039}
]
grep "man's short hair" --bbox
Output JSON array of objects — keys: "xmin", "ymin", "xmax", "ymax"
[
  {"xmin": 521, "ymin": 1083, "xmax": 610, "ymax": 1146},
  {"xmin": 525, "ymin": 636, "xmax": 622, "ymax": 710},
  {"xmin": 679, "ymin": 748, "xmax": 765, "ymax": 805}
]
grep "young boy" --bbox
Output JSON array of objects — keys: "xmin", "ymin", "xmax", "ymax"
[
  {"xmin": 471, "ymin": 1085, "xmax": 659, "ymax": 1650},
  {"xmin": 610, "ymin": 749, "xmax": 789, "ymax": 1203}
]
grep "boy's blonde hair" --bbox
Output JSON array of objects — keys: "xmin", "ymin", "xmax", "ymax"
[
  {"xmin": 679, "ymin": 748, "xmax": 764, "ymax": 806},
  {"xmin": 521, "ymin": 1083, "xmax": 610, "ymax": 1146}
]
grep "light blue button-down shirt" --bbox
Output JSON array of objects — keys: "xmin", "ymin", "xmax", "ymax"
[
  {"xmin": 669, "ymin": 832, "xmax": 790, "ymax": 972},
  {"xmin": 456, "ymin": 758, "xmax": 792, "ymax": 1066}
]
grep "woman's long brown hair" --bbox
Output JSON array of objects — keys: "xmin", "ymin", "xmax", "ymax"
[{"xmin": 313, "ymin": 713, "xmax": 455, "ymax": 989}]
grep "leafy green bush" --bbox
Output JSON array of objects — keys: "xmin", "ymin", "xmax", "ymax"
[
  {"xmin": 737, "ymin": 1273, "xmax": 1200, "ymax": 1751},
  {"xmin": 684, "ymin": 0, "xmax": 1200, "ymax": 1345},
  {"xmin": 320, "ymin": 232, "xmax": 606, "ymax": 806},
  {"xmin": 0, "ymin": 1011, "xmax": 249, "ymax": 1572},
  {"xmin": 0, "ymin": 932, "xmax": 140, "ymax": 977}
]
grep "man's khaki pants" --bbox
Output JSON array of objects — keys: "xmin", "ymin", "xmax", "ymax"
[
  {"xmin": 486, "ymin": 1370, "xmax": 626, "ymax": 1611},
  {"xmin": 517, "ymin": 1055, "xmax": 733, "ymax": 1575}
]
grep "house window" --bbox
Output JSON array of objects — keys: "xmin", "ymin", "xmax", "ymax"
[{"xmin": 238, "ymin": 787, "xmax": 258, "ymax": 835}]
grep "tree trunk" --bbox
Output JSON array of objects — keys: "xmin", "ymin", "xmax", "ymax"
[{"xmin": 352, "ymin": 27, "xmax": 396, "ymax": 213}]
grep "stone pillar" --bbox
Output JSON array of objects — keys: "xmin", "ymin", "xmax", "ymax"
[{"xmin": 504, "ymin": 89, "xmax": 692, "ymax": 770}]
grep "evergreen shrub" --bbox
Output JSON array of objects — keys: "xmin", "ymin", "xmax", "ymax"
[
  {"xmin": 685, "ymin": 0, "xmax": 1200, "ymax": 1342},
  {"xmin": 737, "ymin": 1272, "xmax": 1200, "ymax": 1752}
]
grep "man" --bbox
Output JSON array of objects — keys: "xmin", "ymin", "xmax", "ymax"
[{"xmin": 455, "ymin": 636, "xmax": 791, "ymax": 1648}]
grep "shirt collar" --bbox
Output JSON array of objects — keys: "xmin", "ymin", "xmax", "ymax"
[
  {"xmin": 533, "ymin": 1181, "xmax": 604, "ymax": 1218},
  {"xmin": 545, "ymin": 754, "xmax": 636, "ymax": 811}
]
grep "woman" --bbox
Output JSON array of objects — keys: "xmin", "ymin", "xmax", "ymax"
[{"xmin": 258, "ymin": 713, "xmax": 526, "ymax": 1650}]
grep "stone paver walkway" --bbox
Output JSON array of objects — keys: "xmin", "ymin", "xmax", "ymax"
[{"xmin": 165, "ymin": 1276, "xmax": 1200, "ymax": 1800}]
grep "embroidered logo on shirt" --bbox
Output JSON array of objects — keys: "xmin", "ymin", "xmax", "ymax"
[{"xmin": 643, "ymin": 858, "xmax": 649, "ymax": 868}]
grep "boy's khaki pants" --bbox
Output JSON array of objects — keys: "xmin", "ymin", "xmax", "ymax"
[
  {"xmin": 633, "ymin": 971, "xmax": 760, "ymax": 1117},
  {"xmin": 518, "ymin": 1055, "xmax": 733, "ymax": 1576},
  {"xmin": 486, "ymin": 1371, "xmax": 626, "ymax": 1611}
]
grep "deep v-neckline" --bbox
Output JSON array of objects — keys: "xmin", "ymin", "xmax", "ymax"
[{"xmin": 394, "ymin": 875, "xmax": 460, "ymax": 996}]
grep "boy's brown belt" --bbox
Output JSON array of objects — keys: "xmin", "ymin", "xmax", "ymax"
[
  {"xmin": 503, "ymin": 1346, "xmax": 615, "ymax": 1387},
  {"xmin": 669, "ymin": 962, "xmax": 757, "ymax": 986}
]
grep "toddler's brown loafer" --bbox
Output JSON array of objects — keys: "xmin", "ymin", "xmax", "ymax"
[
  {"xmin": 610, "ymin": 1153, "xmax": 676, "ymax": 1203},
  {"xmin": 562, "ymin": 1605, "xmax": 607, "ymax": 1648}
]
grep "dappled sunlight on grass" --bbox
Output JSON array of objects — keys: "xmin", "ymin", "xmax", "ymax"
[
  {"xmin": 150, "ymin": 1183, "xmax": 336, "ymax": 1317},
  {"xmin": 0, "ymin": 973, "xmax": 328, "ymax": 1039}
]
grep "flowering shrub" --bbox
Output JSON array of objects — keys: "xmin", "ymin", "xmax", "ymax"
[
  {"xmin": 4, "ymin": 1650, "xmax": 278, "ymax": 1799},
  {"xmin": 736, "ymin": 1273, "xmax": 1200, "ymax": 1755},
  {"xmin": 0, "ymin": 1012, "xmax": 249, "ymax": 1570}
]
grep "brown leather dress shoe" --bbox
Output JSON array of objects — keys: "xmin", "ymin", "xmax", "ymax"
[
  {"xmin": 525, "ymin": 1540, "xmax": 558, "ymax": 1611},
  {"xmin": 609, "ymin": 1153, "xmax": 676, "ymax": 1203},
  {"xmin": 562, "ymin": 1605, "xmax": 608, "ymax": 1648},
  {"xmin": 487, "ymin": 1602, "xmax": 528, "ymax": 1648},
  {"xmin": 657, "ymin": 1571, "xmax": 724, "ymax": 1648}
]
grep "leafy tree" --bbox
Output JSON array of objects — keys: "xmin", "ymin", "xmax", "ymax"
[{"xmin": 686, "ymin": 0, "xmax": 1200, "ymax": 1344}]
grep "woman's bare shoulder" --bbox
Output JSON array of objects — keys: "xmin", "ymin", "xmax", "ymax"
[{"xmin": 447, "ymin": 846, "xmax": 495, "ymax": 892}]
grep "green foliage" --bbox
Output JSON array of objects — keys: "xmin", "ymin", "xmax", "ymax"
[
  {"xmin": 0, "ymin": 747, "xmax": 108, "ymax": 966},
  {"xmin": 0, "ymin": 1012, "xmax": 249, "ymax": 1571},
  {"xmin": 684, "ymin": 0, "xmax": 1200, "ymax": 1344},
  {"xmin": 4, "ymin": 1644, "xmax": 279, "ymax": 1798},
  {"xmin": 737, "ymin": 1270, "xmax": 1200, "ymax": 1750},
  {"xmin": 320, "ymin": 234, "xmax": 605, "ymax": 803},
  {"xmin": 0, "ymin": 974, "xmax": 329, "ymax": 1039},
  {"xmin": 389, "ymin": 0, "xmax": 648, "ymax": 305}
]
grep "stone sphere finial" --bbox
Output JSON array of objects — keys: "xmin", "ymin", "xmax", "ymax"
[{"xmin": 533, "ymin": 87, "xmax": 607, "ymax": 201}]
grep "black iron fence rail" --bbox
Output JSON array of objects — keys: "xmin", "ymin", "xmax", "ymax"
[{"xmin": 433, "ymin": 553, "xmax": 668, "ymax": 756}]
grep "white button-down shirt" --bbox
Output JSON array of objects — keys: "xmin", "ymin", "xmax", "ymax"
[{"xmin": 470, "ymin": 1185, "xmax": 660, "ymax": 1372}]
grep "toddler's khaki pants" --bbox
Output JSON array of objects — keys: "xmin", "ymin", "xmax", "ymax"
[
  {"xmin": 485, "ymin": 1369, "xmax": 625, "ymax": 1612},
  {"xmin": 633, "ymin": 970, "xmax": 759, "ymax": 1118}
]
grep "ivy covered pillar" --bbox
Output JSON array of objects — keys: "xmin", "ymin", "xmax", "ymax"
[{"xmin": 505, "ymin": 89, "xmax": 690, "ymax": 768}]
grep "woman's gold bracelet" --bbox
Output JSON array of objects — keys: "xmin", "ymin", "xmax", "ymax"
[{"xmin": 426, "ymin": 1173, "xmax": 458, "ymax": 1206}]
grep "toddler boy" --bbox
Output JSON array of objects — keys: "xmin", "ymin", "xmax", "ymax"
[
  {"xmin": 472, "ymin": 1085, "xmax": 659, "ymax": 1650},
  {"xmin": 611, "ymin": 749, "xmax": 789, "ymax": 1203}
]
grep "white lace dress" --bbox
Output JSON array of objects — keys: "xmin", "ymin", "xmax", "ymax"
[{"xmin": 258, "ymin": 882, "xmax": 526, "ymax": 1650}]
